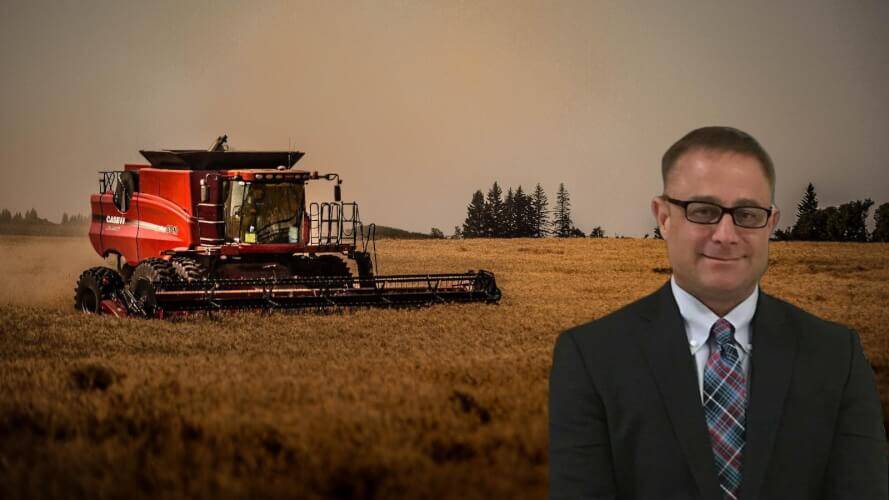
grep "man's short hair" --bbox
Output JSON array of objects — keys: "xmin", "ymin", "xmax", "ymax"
[{"xmin": 662, "ymin": 126, "xmax": 776, "ymax": 202}]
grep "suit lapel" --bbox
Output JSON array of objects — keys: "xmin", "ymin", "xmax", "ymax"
[
  {"xmin": 739, "ymin": 291, "xmax": 795, "ymax": 500},
  {"xmin": 635, "ymin": 283, "xmax": 722, "ymax": 499}
]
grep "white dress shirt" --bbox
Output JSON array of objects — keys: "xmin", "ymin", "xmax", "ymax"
[{"xmin": 670, "ymin": 276, "xmax": 756, "ymax": 402}]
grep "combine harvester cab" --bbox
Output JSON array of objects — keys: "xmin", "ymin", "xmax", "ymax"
[{"xmin": 75, "ymin": 136, "xmax": 500, "ymax": 318}]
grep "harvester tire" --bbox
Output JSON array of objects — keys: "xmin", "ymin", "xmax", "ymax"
[
  {"xmin": 316, "ymin": 255, "xmax": 351, "ymax": 278},
  {"xmin": 74, "ymin": 267, "xmax": 124, "ymax": 313},
  {"xmin": 291, "ymin": 255, "xmax": 351, "ymax": 280},
  {"xmin": 120, "ymin": 263, "xmax": 135, "ymax": 283},
  {"xmin": 170, "ymin": 256, "xmax": 207, "ymax": 282},
  {"xmin": 129, "ymin": 258, "xmax": 177, "ymax": 316}
]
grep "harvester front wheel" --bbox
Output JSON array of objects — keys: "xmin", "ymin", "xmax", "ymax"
[
  {"xmin": 316, "ymin": 255, "xmax": 351, "ymax": 278},
  {"xmin": 170, "ymin": 256, "xmax": 207, "ymax": 282},
  {"xmin": 290, "ymin": 255, "xmax": 351, "ymax": 279},
  {"xmin": 129, "ymin": 258, "xmax": 177, "ymax": 317},
  {"xmin": 74, "ymin": 267, "xmax": 124, "ymax": 314}
]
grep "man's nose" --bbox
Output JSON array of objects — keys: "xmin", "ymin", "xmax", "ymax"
[{"xmin": 712, "ymin": 211, "xmax": 740, "ymax": 244}]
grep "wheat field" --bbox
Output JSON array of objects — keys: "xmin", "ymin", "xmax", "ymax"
[{"xmin": 1, "ymin": 235, "xmax": 888, "ymax": 499}]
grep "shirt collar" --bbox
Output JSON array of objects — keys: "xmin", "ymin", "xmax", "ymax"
[{"xmin": 670, "ymin": 276, "xmax": 757, "ymax": 354}]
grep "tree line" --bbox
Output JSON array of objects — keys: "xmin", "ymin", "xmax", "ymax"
[
  {"xmin": 775, "ymin": 183, "xmax": 889, "ymax": 242},
  {"xmin": 454, "ymin": 182, "xmax": 604, "ymax": 238},
  {"xmin": 0, "ymin": 208, "xmax": 89, "ymax": 236},
  {"xmin": 0, "ymin": 208, "xmax": 89, "ymax": 226},
  {"xmin": 442, "ymin": 181, "xmax": 889, "ymax": 242}
]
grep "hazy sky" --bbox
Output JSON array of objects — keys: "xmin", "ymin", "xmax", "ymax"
[{"xmin": 2, "ymin": 0, "xmax": 887, "ymax": 236}]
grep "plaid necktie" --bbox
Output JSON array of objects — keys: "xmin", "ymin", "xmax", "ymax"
[{"xmin": 703, "ymin": 318, "xmax": 746, "ymax": 500}]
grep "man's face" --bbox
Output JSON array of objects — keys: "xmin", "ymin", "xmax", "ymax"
[{"xmin": 651, "ymin": 148, "xmax": 780, "ymax": 307}]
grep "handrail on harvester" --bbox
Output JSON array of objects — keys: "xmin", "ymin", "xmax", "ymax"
[{"xmin": 309, "ymin": 202, "xmax": 360, "ymax": 247}]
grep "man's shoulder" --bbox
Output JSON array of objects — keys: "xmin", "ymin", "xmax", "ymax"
[
  {"xmin": 560, "ymin": 286, "xmax": 662, "ymax": 348},
  {"xmin": 759, "ymin": 291, "xmax": 856, "ymax": 345}
]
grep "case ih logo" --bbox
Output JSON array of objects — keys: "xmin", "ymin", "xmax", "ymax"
[{"xmin": 104, "ymin": 216, "xmax": 177, "ymax": 235}]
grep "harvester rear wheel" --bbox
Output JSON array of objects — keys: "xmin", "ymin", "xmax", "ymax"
[
  {"xmin": 170, "ymin": 256, "xmax": 207, "ymax": 282},
  {"xmin": 129, "ymin": 258, "xmax": 177, "ymax": 316},
  {"xmin": 74, "ymin": 267, "xmax": 124, "ymax": 313}
]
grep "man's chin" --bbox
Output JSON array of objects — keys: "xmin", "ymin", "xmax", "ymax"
[
  {"xmin": 696, "ymin": 277, "xmax": 756, "ymax": 301},
  {"xmin": 679, "ymin": 269, "xmax": 750, "ymax": 297}
]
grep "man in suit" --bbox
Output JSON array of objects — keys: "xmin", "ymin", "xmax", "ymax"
[{"xmin": 549, "ymin": 126, "xmax": 887, "ymax": 499}]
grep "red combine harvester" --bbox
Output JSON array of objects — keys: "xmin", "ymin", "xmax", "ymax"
[{"xmin": 75, "ymin": 136, "xmax": 500, "ymax": 317}]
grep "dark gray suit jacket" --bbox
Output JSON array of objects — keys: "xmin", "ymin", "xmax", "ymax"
[{"xmin": 549, "ymin": 282, "xmax": 888, "ymax": 499}]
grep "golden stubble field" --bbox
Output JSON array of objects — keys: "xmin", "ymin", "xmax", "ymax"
[{"xmin": 1, "ymin": 235, "xmax": 888, "ymax": 499}]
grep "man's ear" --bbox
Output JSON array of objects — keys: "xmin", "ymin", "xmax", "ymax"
[
  {"xmin": 769, "ymin": 206, "xmax": 781, "ymax": 233},
  {"xmin": 651, "ymin": 196, "xmax": 670, "ymax": 238}
]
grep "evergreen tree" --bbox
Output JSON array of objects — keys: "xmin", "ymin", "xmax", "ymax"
[
  {"xmin": 792, "ymin": 211, "xmax": 821, "ymax": 240},
  {"xmin": 832, "ymin": 199, "xmax": 874, "ymax": 242},
  {"xmin": 788, "ymin": 199, "xmax": 876, "ymax": 242},
  {"xmin": 0, "ymin": 208, "xmax": 10, "ymax": 224},
  {"xmin": 452, "ymin": 226, "xmax": 464, "ymax": 240},
  {"xmin": 653, "ymin": 226, "xmax": 663, "ymax": 239},
  {"xmin": 797, "ymin": 183, "xmax": 818, "ymax": 219},
  {"xmin": 430, "ymin": 227, "xmax": 445, "ymax": 239},
  {"xmin": 512, "ymin": 186, "xmax": 534, "ymax": 237},
  {"xmin": 503, "ymin": 188, "xmax": 515, "ymax": 237},
  {"xmin": 61, "ymin": 213, "xmax": 69, "ymax": 225},
  {"xmin": 589, "ymin": 226, "xmax": 605, "ymax": 238},
  {"xmin": 791, "ymin": 183, "xmax": 820, "ymax": 240},
  {"xmin": 872, "ymin": 202, "xmax": 889, "ymax": 242},
  {"xmin": 822, "ymin": 206, "xmax": 842, "ymax": 241},
  {"xmin": 12, "ymin": 212, "xmax": 22, "ymax": 223},
  {"xmin": 554, "ymin": 183, "xmax": 573, "ymax": 237},
  {"xmin": 805, "ymin": 200, "xmax": 875, "ymax": 242},
  {"xmin": 462, "ymin": 190, "xmax": 486, "ymax": 238},
  {"xmin": 772, "ymin": 227, "xmax": 791, "ymax": 241},
  {"xmin": 25, "ymin": 208, "xmax": 38, "ymax": 221},
  {"xmin": 531, "ymin": 183, "xmax": 549, "ymax": 238},
  {"xmin": 484, "ymin": 182, "xmax": 505, "ymax": 237}
]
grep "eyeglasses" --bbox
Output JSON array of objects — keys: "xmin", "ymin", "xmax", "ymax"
[{"xmin": 663, "ymin": 197, "xmax": 773, "ymax": 229}]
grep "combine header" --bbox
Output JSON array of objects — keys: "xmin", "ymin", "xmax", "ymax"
[{"xmin": 75, "ymin": 136, "xmax": 500, "ymax": 318}]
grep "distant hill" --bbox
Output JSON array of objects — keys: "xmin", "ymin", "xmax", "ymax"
[
  {"xmin": 363, "ymin": 224, "xmax": 431, "ymax": 240},
  {"xmin": 0, "ymin": 222, "xmax": 88, "ymax": 237}
]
